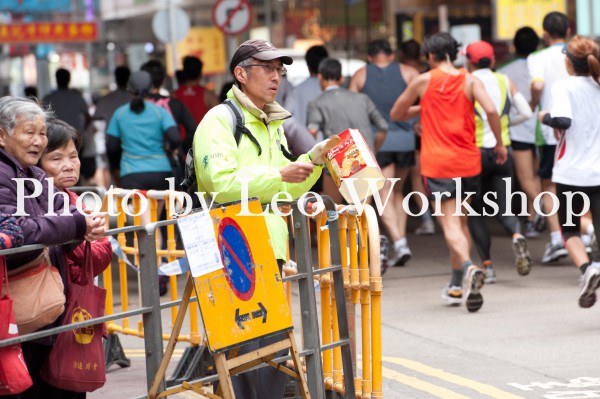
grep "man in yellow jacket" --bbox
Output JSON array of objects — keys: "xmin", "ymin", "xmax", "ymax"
[{"xmin": 193, "ymin": 39, "xmax": 337, "ymax": 398}]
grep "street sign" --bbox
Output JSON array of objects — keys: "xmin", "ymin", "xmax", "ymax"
[
  {"xmin": 212, "ymin": 0, "xmax": 252, "ymax": 36},
  {"xmin": 189, "ymin": 200, "xmax": 292, "ymax": 353},
  {"xmin": 152, "ymin": 7, "xmax": 190, "ymax": 43}
]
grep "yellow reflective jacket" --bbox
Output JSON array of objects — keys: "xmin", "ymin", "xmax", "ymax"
[{"xmin": 193, "ymin": 86, "xmax": 323, "ymax": 260}]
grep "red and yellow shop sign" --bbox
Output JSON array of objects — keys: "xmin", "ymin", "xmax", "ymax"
[{"xmin": 0, "ymin": 22, "xmax": 98, "ymax": 43}]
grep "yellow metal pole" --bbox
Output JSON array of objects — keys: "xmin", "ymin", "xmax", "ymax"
[
  {"xmin": 317, "ymin": 212, "xmax": 333, "ymax": 390},
  {"xmin": 331, "ymin": 288, "xmax": 344, "ymax": 394},
  {"xmin": 364, "ymin": 207, "xmax": 383, "ymax": 398},
  {"xmin": 348, "ymin": 216, "xmax": 360, "ymax": 305}
]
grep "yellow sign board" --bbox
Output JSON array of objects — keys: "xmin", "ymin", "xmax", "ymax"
[
  {"xmin": 495, "ymin": 0, "xmax": 566, "ymax": 40},
  {"xmin": 191, "ymin": 200, "xmax": 292, "ymax": 353},
  {"xmin": 166, "ymin": 27, "xmax": 226, "ymax": 76}
]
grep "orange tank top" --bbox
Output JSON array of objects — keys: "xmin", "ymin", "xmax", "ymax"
[{"xmin": 420, "ymin": 68, "xmax": 481, "ymax": 178}]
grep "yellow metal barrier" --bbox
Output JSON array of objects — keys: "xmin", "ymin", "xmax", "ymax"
[
  {"xmin": 97, "ymin": 187, "xmax": 382, "ymax": 396},
  {"xmin": 311, "ymin": 204, "xmax": 383, "ymax": 399},
  {"xmin": 103, "ymin": 189, "xmax": 197, "ymax": 345}
]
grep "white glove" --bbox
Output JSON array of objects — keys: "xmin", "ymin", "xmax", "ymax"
[{"xmin": 308, "ymin": 136, "xmax": 340, "ymax": 165}]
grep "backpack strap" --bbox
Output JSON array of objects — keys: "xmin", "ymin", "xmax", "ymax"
[
  {"xmin": 223, "ymin": 99, "xmax": 262, "ymax": 156},
  {"xmin": 276, "ymin": 127, "xmax": 298, "ymax": 162}
]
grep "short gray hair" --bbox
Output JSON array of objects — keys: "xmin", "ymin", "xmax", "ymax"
[
  {"xmin": 233, "ymin": 57, "xmax": 255, "ymax": 86},
  {"xmin": 0, "ymin": 96, "xmax": 54, "ymax": 135}
]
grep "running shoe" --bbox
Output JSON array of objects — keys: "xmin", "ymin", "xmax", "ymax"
[
  {"xmin": 484, "ymin": 265, "xmax": 496, "ymax": 284},
  {"xmin": 533, "ymin": 213, "xmax": 547, "ymax": 233},
  {"xmin": 441, "ymin": 285, "xmax": 463, "ymax": 306},
  {"xmin": 390, "ymin": 244, "xmax": 412, "ymax": 267},
  {"xmin": 523, "ymin": 221, "xmax": 540, "ymax": 238},
  {"xmin": 578, "ymin": 264, "xmax": 600, "ymax": 308},
  {"xmin": 513, "ymin": 234, "xmax": 532, "ymax": 276},
  {"xmin": 541, "ymin": 242, "xmax": 569, "ymax": 264},
  {"xmin": 415, "ymin": 220, "xmax": 435, "ymax": 235},
  {"xmin": 464, "ymin": 265, "xmax": 485, "ymax": 313},
  {"xmin": 379, "ymin": 235, "xmax": 389, "ymax": 275},
  {"xmin": 590, "ymin": 232, "xmax": 600, "ymax": 263}
]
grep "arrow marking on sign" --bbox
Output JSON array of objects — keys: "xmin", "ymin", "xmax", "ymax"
[
  {"xmin": 235, "ymin": 302, "xmax": 268, "ymax": 330},
  {"xmin": 235, "ymin": 308, "xmax": 250, "ymax": 330},
  {"xmin": 251, "ymin": 302, "xmax": 267, "ymax": 324},
  {"xmin": 221, "ymin": 1, "xmax": 246, "ymax": 31}
]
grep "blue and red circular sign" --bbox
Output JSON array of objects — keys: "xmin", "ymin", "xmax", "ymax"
[{"xmin": 218, "ymin": 217, "xmax": 256, "ymax": 301}]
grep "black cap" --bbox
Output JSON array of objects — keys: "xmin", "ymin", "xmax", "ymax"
[
  {"xmin": 229, "ymin": 39, "xmax": 293, "ymax": 74},
  {"xmin": 128, "ymin": 70, "xmax": 152, "ymax": 93}
]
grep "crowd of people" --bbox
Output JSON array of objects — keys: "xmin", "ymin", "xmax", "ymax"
[{"xmin": 0, "ymin": 8, "xmax": 599, "ymax": 398}]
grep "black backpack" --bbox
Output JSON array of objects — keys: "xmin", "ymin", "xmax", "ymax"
[{"xmin": 180, "ymin": 99, "xmax": 296, "ymax": 210}]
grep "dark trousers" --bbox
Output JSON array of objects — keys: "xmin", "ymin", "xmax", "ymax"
[{"xmin": 469, "ymin": 148, "xmax": 521, "ymax": 262}]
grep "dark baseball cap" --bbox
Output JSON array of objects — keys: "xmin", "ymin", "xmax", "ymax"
[
  {"xmin": 128, "ymin": 70, "xmax": 152, "ymax": 92},
  {"xmin": 229, "ymin": 39, "xmax": 293, "ymax": 74}
]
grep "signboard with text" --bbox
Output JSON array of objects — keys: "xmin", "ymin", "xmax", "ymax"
[
  {"xmin": 0, "ymin": 22, "xmax": 98, "ymax": 43},
  {"xmin": 495, "ymin": 0, "xmax": 566, "ymax": 40},
  {"xmin": 181, "ymin": 200, "xmax": 292, "ymax": 353}
]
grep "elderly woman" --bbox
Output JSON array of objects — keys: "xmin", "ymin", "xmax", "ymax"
[
  {"xmin": 0, "ymin": 96, "xmax": 105, "ymax": 399},
  {"xmin": 40, "ymin": 119, "xmax": 112, "ymax": 283}
]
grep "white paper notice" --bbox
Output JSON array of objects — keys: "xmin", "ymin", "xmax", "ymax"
[{"xmin": 177, "ymin": 211, "xmax": 223, "ymax": 277}]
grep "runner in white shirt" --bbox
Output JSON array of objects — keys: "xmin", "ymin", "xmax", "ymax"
[
  {"xmin": 528, "ymin": 11, "xmax": 571, "ymax": 264},
  {"xmin": 539, "ymin": 35, "xmax": 600, "ymax": 309},
  {"xmin": 499, "ymin": 27, "xmax": 543, "ymax": 238}
]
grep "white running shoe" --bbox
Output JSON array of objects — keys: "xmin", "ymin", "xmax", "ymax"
[
  {"xmin": 541, "ymin": 242, "xmax": 568, "ymax": 264},
  {"xmin": 441, "ymin": 285, "xmax": 462, "ymax": 306},
  {"xmin": 389, "ymin": 244, "xmax": 412, "ymax": 267},
  {"xmin": 579, "ymin": 264, "xmax": 600, "ymax": 308}
]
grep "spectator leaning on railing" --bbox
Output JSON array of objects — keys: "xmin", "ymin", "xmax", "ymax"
[{"xmin": 0, "ymin": 96, "xmax": 105, "ymax": 399}]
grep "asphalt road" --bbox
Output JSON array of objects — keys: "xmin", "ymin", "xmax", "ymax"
[{"xmin": 90, "ymin": 219, "xmax": 600, "ymax": 399}]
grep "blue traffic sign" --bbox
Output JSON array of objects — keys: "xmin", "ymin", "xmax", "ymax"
[{"xmin": 219, "ymin": 217, "xmax": 256, "ymax": 301}]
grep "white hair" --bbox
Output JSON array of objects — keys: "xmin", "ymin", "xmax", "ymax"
[{"xmin": 0, "ymin": 96, "xmax": 54, "ymax": 135}]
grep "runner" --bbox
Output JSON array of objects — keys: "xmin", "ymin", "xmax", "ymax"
[
  {"xmin": 390, "ymin": 33, "xmax": 508, "ymax": 312},
  {"xmin": 528, "ymin": 12, "xmax": 571, "ymax": 263},
  {"xmin": 538, "ymin": 35, "xmax": 600, "ymax": 308},
  {"xmin": 464, "ymin": 40, "xmax": 533, "ymax": 282},
  {"xmin": 499, "ymin": 27, "xmax": 543, "ymax": 239}
]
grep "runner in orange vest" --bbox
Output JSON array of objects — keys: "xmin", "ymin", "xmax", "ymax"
[{"xmin": 390, "ymin": 33, "xmax": 508, "ymax": 313}]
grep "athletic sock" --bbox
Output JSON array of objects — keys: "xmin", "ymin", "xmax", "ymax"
[
  {"xmin": 422, "ymin": 210, "xmax": 433, "ymax": 222},
  {"xmin": 394, "ymin": 237, "xmax": 407, "ymax": 249},
  {"xmin": 450, "ymin": 269, "xmax": 463, "ymax": 287},
  {"xmin": 580, "ymin": 262, "xmax": 590, "ymax": 274},
  {"xmin": 550, "ymin": 231, "xmax": 563, "ymax": 246},
  {"xmin": 483, "ymin": 260, "xmax": 493, "ymax": 268},
  {"xmin": 460, "ymin": 260, "xmax": 473, "ymax": 275},
  {"xmin": 582, "ymin": 234, "xmax": 592, "ymax": 246}
]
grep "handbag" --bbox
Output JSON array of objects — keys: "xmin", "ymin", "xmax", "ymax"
[
  {"xmin": 8, "ymin": 249, "xmax": 66, "ymax": 335},
  {"xmin": 0, "ymin": 256, "xmax": 33, "ymax": 395},
  {"xmin": 41, "ymin": 242, "xmax": 107, "ymax": 392}
]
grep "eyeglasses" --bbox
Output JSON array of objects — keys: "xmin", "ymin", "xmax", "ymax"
[{"xmin": 244, "ymin": 64, "xmax": 287, "ymax": 76}]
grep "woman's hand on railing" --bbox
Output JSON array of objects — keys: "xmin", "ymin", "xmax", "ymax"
[{"xmin": 84, "ymin": 212, "xmax": 106, "ymax": 242}]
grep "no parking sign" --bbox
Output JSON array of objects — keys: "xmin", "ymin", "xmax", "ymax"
[
  {"xmin": 178, "ymin": 199, "xmax": 292, "ymax": 353},
  {"xmin": 212, "ymin": 0, "xmax": 252, "ymax": 36}
]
